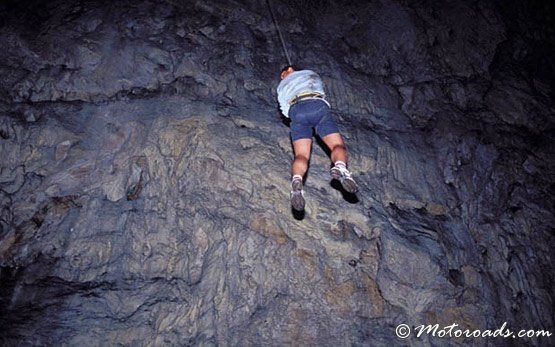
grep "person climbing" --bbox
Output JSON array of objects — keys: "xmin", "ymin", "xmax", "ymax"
[{"xmin": 277, "ymin": 66, "xmax": 358, "ymax": 211}]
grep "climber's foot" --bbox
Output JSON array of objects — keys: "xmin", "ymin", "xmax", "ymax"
[
  {"xmin": 290, "ymin": 178, "xmax": 305, "ymax": 211},
  {"xmin": 330, "ymin": 164, "xmax": 358, "ymax": 194}
]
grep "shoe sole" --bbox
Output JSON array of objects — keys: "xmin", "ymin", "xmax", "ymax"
[
  {"xmin": 331, "ymin": 168, "xmax": 358, "ymax": 194},
  {"xmin": 291, "ymin": 192, "xmax": 305, "ymax": 211},
  {"xmin": 340, "ymin": 178, "xmax": 358, "ymax": 194}
]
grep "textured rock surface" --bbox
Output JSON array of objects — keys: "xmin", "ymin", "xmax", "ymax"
[{"xmin": 0, "ymin": 0, "xmax": 553, "ymax": 345}]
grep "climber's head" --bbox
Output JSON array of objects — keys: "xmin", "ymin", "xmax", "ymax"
[{"xmin": 280, "ymin": 65, "xmax": 295, "ymax": 79}]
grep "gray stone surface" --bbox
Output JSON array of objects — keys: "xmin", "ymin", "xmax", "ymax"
[{"xmin": 0, "ymin": 0, "xmax": 553, "ymax": 345}]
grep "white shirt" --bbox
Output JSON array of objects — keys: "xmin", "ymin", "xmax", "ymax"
[{"xmin": 276, "ymin": 70, "xmax": 328, "ymax": 117}]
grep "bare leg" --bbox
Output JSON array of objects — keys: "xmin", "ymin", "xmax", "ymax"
[
  {"xmin": 322, "ymin": 132, "xmax": 358, "ymax": 193},
  {"xmin": 290, "ymin": 138, "xmax": 312, "ymax": 211},
  {"xmin": 321, "ymin": 133, "xmax": 347, "ymax": 165},
  {"xmin": 291, "ymin": 138, "xmax": 313, "ymax": 179}
]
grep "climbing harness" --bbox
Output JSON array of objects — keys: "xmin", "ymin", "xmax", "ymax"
[
  {"xmin": 289, "ymin": 92, "xmax": 324, "ymax": 105},
  {"xmin": 265, "ymin": 0, "xmax": 293, "ymax": 66}
]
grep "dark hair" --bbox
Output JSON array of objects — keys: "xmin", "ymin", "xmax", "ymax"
[{"xmin": 280, "ymin": 65, "xmax": 299, "ymax": 75}]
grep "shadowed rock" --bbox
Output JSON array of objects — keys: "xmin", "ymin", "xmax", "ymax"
[{"xmin": 0, "ymin": 0, "xmax": 553, "ymax": 345}]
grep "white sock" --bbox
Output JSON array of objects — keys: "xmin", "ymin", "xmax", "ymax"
[
  {"xmin": 292, "ymin": 174, "xmax": 303, "ymax": 182},
  {"xmin": 334, "ymin": 161, "xmax": 347, "ymax": 168}
]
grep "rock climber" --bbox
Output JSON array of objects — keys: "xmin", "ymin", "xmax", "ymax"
[{"xmin": 277, "ymin": 66, "xmax": 358, "ymax": 211}]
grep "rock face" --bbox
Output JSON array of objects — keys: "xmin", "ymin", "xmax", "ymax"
[{"xmin": 0, "ymin": 0, "xmax": 553, "ymax": 345}]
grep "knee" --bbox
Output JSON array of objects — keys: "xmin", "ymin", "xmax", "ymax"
[
  {"xmin": 330, "ymin": 143, "xmax": 346, "ymax": 152},
  {"xmin": 294, "ymin": 154, "xmax": 309, "ymax": 163}
]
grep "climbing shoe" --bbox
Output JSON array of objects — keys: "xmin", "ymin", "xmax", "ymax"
[
  {"xmin": 330, "ymin": 163, "xmax": 358, "ymax": 193},
  {"xmin": 290, "ymin": 177, "xmax": 305, "ymax": 211}
]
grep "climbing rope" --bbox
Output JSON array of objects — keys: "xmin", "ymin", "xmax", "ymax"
[{"xmin": 265, "ymin": 0, "xmax": 293, "ymax": 66}]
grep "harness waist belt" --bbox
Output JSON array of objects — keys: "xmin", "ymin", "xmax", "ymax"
[{"xmin": 289, "ymin": 92, "xmax": 324, "ymax": 105}]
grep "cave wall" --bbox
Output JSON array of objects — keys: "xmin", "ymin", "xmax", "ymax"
[{"xmin": 0, "ymin": 0, "xmax": 553, "ymax": 345}]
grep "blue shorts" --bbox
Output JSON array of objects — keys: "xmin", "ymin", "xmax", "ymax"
[{"xmin": 289, "ymin": 99, "xmax": 339, "ymax": 142}]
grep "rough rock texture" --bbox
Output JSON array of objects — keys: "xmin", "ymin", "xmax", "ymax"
[{"xmin": 0, "ymin": 0, "xmax": 553, "ymax": 345}]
